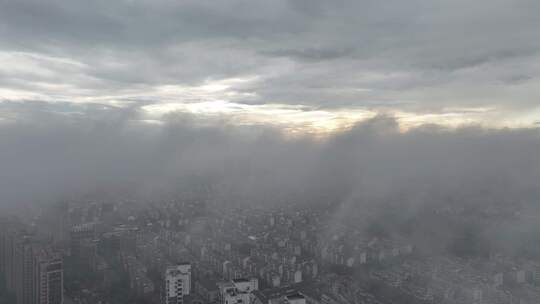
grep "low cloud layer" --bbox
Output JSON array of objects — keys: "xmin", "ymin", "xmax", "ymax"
[
  {"xmin": 1, "ymin": 112, "xmax": 539, "ymax": 218},
  {"xmin": 1, "ymin": 102, "xmax": 539, "ymax": 258}
]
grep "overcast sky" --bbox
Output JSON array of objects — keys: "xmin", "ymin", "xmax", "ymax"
[
  {"xmin": 1, "ymin": 2, "xmax": 540, "ymax": 254},
  {"xmin": 1, "ymin": 0, "xmax": 539, "ymax": 132}
]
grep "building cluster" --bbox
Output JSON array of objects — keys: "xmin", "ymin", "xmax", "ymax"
[
  {"xmin": 319, "ymin": 235, "xmax": 413, "ymax": 267},
  {"xmin": 218, "ymin": 278, "xmax": 258, "ymax": 304},
  {"xmin": 119, "ymin": 252, "xmax": 155, "ymax": 297},
  {"xmin": 363, "ymin": 256, "xmax": 540, "ymax": 304},
  {"xmin": 0, "ymin": 220, "xmax": 64, "ymax": 304},
  {"xmin": 2, "ymin": 194, "xmax": 540, "ymax": 304}
]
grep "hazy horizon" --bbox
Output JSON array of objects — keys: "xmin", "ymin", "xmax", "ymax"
[{"xmin": 1, "ymin": 2, "xmax": 540, "ymax": 304}]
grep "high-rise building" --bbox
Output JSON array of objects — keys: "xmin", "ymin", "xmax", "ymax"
[
  {"xmin": 69, "ymin": 223, "xmax": 95, "ymax": 259},
  {"xmin": 51, "ymin": 202, "xmax": 69, "ymax": 243},
  {"xmin": 1, "ymin": 225, "xmax": 63, "ymax": 304},
  {"xmin": 3, "ymin": 231, "xmax": 16, "ymax": 292},
  {"xmin": 35, "ymin": 249, "xmax": 63, "ymax": 304},
  {"xmin": 1, "ymin": 220, "xmax": 24, "ymax": 292},
  {"xmin": 163, "ymin": 264, "xmax": 191, "ymax": 304},
  {"xmin": 14, "ymin": 236, "xmax": 37, "ymax": 304},
  {"xmin": 0, "ymin": 220, "xmax": 7, "ymax": 282},
  {"xmin": 78, "ymin": 239, "xmax": 98, "ymax": 272}
]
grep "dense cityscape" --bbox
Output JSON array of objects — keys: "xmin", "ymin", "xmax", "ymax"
[
  {"xmin": 1, "ymin": 1, "xmax": 540, "ymax": 304},
  {"xmin": 2, "ymin": 190, "xmax": 540, "ymax": 304}
]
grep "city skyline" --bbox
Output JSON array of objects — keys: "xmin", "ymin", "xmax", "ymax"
[{"xmin": 1, "ymin": 1, "xmax": 540, "ymax": 304}]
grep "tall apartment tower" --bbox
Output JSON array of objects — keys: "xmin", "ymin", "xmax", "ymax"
[
  {"xmin": 14, "ymin": 236, "xmax": 37, "ymax": 304},
  {"xmin": 69, "ymin": 223, "xmax": 95, "ymax": 258},
  {"xmin": 163, "ymin": 264, "xmax": 191, "ymax": 304},
  {"xmin": 1, "ymin": 220, "xmax": 23, "ymax": 292},
  {"xmin": 35, "ymin": 249, "xmax": 63, "ymax": 304},
  {"xmin": 1, "ymin": 225, "xmax": 64, "ymax": 304},
  {"xmin": 0, "ymin": 220, "xmax": 7, "ymax": 283},
  {"xmin": 51, "ymin": 201, "xmax": 70, "ymax": 242}
]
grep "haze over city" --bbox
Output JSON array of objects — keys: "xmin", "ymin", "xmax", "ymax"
[{"xmin": 1, "ymin": 1, "xmax": 540, "ymax": 304}]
